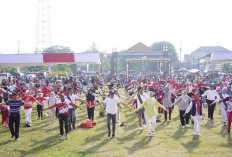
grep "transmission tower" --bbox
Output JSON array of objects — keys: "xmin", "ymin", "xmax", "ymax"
[{"xmin": 35, "ymin": 0, "xmax": 51, "ymax": 53}]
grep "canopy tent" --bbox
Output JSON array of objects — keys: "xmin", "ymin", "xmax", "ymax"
[
  {"xmin": 0, "ymin": 53, "xmax": 101, "ymax": 67},
  {"xmin": 210, "ymin": 51, "xmax": 232, "ymax": 62}
]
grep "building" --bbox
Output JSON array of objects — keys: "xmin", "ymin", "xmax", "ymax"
[
  {"xmin": 183, "ymin": 54, "xmax": 191, "ymax": 64},
  {"xmin": 191, "ymin": 46, "xmax": 231, "ymax": 69}
]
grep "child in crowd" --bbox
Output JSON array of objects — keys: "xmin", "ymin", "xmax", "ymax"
[{"xmin": 184, "ymin": 93, "xmax": 205, "ymax": 136}]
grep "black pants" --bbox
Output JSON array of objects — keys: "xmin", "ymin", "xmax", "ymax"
[
  {"xmin": 207, "ymin": 100, "xmax": 216, "ymax": 119},
  {"xmin": 58, "ymin": 114, "xmax": 69, "ymax": 135},
  {"xmin": 87, "ymin": 107, "xmax": 95, "ymax": 121},
  {"xmin": 0, "ymin": 97, "xmax": 2, "ymax": 103},
  {"xmin": 107, "ymin": 113, "xmax": 116, "ymax": 135},
  {"xmin": 37, "ymin": 105, "xmax": 43, "ymax": 118},
  {"xmin": 179, "ymin": 110, "xmax": 190, "ymax": 126},
  {"xmin": 9, "ymin": 113, "xmax": 20, "ymax": 139},
  {"xmin": 55, "ymin": 108, "xmax": 59, "ymax": 118},
  {"xmin": 4, "ymin": 97, "xmax": 8, "ymax": 102}
]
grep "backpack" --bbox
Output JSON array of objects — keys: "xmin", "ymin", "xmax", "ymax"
[{"xmin": 86, "ymin": 120, "xmax": 93, "ymax": 128}]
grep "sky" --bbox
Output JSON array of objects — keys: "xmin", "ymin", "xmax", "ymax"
[{"xmin": 0, "ymin": 0, "xmax": 232, "ymax": 61}]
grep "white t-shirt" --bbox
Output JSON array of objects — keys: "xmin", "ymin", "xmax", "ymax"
[
  {"xmin": 66, "ymin": 94, "xmax": 79, "ymax": 109},
  {"xmin": 134, "ymin": 93, "xmax": 148, "ymax": 108},
  {"xmin": 103, "ymin": 96, "xmax": 120, "ymax": 114}
]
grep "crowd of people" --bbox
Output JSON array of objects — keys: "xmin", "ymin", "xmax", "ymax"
[{"xmin": 0, "ymin": 72, "xmax": 232, "ymax": 141}]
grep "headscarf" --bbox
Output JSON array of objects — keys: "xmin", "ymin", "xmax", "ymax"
[{"xmin": 181, "ymin": 90, "xmax": 189, "ymax": 103}]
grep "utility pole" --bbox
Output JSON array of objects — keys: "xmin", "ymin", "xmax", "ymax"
[
  {"xmin": 18, "ymin": 41, "xmax": 20, "ymax": 54},
  {"xmin": 180, "ymin": 40, "xmax": 182, "ymax": 62}
]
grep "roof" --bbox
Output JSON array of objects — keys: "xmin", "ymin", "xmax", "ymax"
[
  {"xmin": 125, "ymin": 42, "xmax": 154, "ymax": 52},
  {"xmin": 191, "ymin": 46, "xmax": 231, "ymax": 55},
  {"xmin": 211, "ymin": 51, "xmax": 232, "ymax": 62}
]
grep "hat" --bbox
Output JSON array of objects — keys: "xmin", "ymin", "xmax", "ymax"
[
  {"xmin": 109, "ymin": 90, "xmax": 115, "ymax": 94},
  {"xmin": 12, "ymin": 93, "xmax": 18, "ymax": 96}
]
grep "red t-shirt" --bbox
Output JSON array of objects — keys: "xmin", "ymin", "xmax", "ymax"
[
  {"xmin": 86, "ymin": 100, "xmax": 95, "ymax": 108},
  {"xmin": 36, "ymin": 97, "xmax": 47, "ymax": 106},
  {"xmin": 55, "ymin": 99, "xmax": 73, "ymax": 116},
  {"xmin": 22, "ymin": 95, "xmax": 36, "ymax": 109}
]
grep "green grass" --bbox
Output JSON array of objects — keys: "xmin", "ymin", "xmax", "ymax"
[{"xmin": 0, "ymin": 89, "xmax": 232, "ymax": 157}]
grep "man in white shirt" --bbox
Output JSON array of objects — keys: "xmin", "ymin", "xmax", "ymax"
[
  {"xmin": 127, "ymin": 87, "xmax": 148, "ymax": 129},
  {"xmin": 99, "ymin": 90, "xmax": 130, "ymax": 138},
  {"xmin": 201, "ymin": 84, "xmax": 220, "ymax": 120},
  {"xmin": 66, "ymin": 88, "xmax": 85, "ymax": 130}
]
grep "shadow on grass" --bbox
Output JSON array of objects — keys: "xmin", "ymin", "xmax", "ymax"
[
  {"xmin": 0, "ymin": 139, "xmax": 14, "ymax": 147},
  {"xmin": 155, "ymin": 121, "xmax": 170, "ymax": 131},
  {"xmin": 169, "ymin": 127, "xmax": 188, "ymax": 139},
  {"xmin": 204, "ymin": 120, "xmax": 220, "ymax": 130},
  {"xmin": 227, "ymin": 134, "xmax": 232, "ymax": 148},
  {"xmin": 21, "ymin": 134, "xmax": 61, "ymax": 156},
  {"xmin": 83, "ymin": 131, "xmax": 108, "ymax": 144},
  {"xmin": 181, "ymin": 135, "xmax": 201, "ymax": 152},
  {"xmin": 125, "ymin": 136, "xmax": 152, "ymax": 154},
  {"xmin": 84, "ymin": 138, "xmax": 112, "ymax": 155},
  {"xmin": 117, "ymin": 129, "xmax": 142, "ymax": 143}
]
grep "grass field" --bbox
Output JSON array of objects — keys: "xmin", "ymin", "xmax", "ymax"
[{"xmin": 0, "ymin": 88, "xmax": 232, "ymax": 157}]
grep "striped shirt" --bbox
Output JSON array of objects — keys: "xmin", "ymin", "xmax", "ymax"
[
  {"xmin": 55, "ymin": 99, "xmax": 73, "ymax": 116},
  {"xmin": 6, "ymin": 100, "xmax": 24, "ymax": 114}
]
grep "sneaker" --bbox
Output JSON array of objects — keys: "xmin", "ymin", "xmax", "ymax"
[
  {"xmin": 15, "ymin": 138, "xmax": 19, "ymax": 141},
  {"xmin": 65, "ymin": 134, "xmax": 69, "ymax": 139},
  {"xmin": 11, "ymin": 135, "xmax": 15, "ymax": 139},
  {"xmin": 138, "ymin": 127, "xmax": 143, "ymax": 130},
  {"xmin": 197, "ymin": 133, "xmax": 201, "ymax": 136},
  {"xmin": 59, "ymin": 136, "xmax": 64, "ymax": 140},
  {"xmin": 228, "ymin": 130, "xmax": 231, "ymax": 134},
  {"xmin": 108, "ymin": 132, "xmax": 111, "ymax": 137},
  {"xmin": 112, "ymin": 134, "xmax": 115, "ymax": 138},
  {"xmin": 73, "ymin": 125, "xmax": 75, "ymax": 130},
  {"xmin": 185, "ymin": 124, "xmax": 190, "ymax": 128},
  {"xmin": 37, "ymin": 118, "xmax": 40, "ymax": 120},
  {"xmin": 151, "ymin": 131, "xmax": 155, "ymax": 136},
  {"xmin": 182, "ymin": 126, "xmax": 185, "ymax": 129},
  {"xmin": 148, "ymin": 133, "xmax": 151, "ymax": 137}
]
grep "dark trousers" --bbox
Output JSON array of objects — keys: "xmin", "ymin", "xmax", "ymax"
[
  {"xmin": 179, "ymin": 110, "xmax": 190, "ymax": 126},
  {"xmin": 55, "ymin": 108, "xmax": 59, "ymax": 118},
  {"xmin": 4, "ymin": 98, "xmax": 8, "ymax": 102},
  {"xmin": 68, "ymin": 108, "xmax": 76, "ymax": 129},
  {"xmin": 58, "ymin": 114, "xmax": 69, "ymax": 135},
  {"xmin": 9, "ymin": 113, "xmax": 20, "ymax": 139},
  {"xmin": 164, "ymin": 107, "xmax": 172, "ymax": 120},
  {"xmin": 138, "ymin": 108, "xmax": 146, "ymax": 127},
  {"xmin": 87, "ymin": 107, "xmax": 95, "ymax": 121},
  {"xmin": 0, "ymin": 97, "xmax": 2, "ymax": 103},
  {"xmin": 37, "ymin": 105, "xmax": 43, "ymax": 118},
  {"xmin": 107, "ymin": 113, "xmax": 116, "ymax": 135},
  {"xmin": 207, "ymin": 100, "xmax": 216, "ymax": 119}
]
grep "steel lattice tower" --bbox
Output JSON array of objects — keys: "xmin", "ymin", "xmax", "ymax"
[{"xmin": 35, "ymin": 0, "xmax": 51, "ymax": 53}]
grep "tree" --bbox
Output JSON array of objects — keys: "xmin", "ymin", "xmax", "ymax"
[
  {"xmin": 55, "ymin": 64, "xmax": 71, "ymax": 72},
  {"xmin": 27, "ymin": 66, "xmax": 46, "ymax": 72},
  {"xmin": 43, "ymin": 45, "xmax": 74, "ymax": 54},
  {"xmin": 150, "ymin": 41, "xmax": 179, "ymax": 62},
  {"xmin": 0, "ymin": 66, "xmax": 17, "ymax": 75}
]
